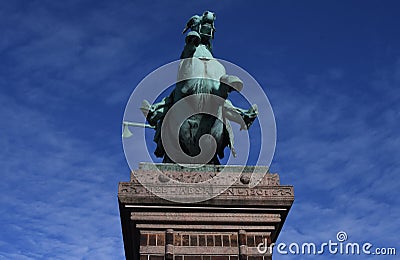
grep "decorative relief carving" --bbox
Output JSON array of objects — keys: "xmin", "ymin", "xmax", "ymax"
[
  {"xmin": 119, "ymin": 182, "xmax": 293, "ymax": 198},
  {"xmin": 119, "ymin": 163, "xmax": 293, "ymax": 201},
  {"xmin": 131, "ymin": 167, "xmax": 280, "ymax": 186}
]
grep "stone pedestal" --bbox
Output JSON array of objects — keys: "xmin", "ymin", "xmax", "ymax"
[{"xmin": 118, "ymin": 163, "xmax": 294, "ymax": 260}]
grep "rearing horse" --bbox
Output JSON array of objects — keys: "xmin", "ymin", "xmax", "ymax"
[{"xmin": 142, "ymin": 33, "xmax": 257, "ymax": 164}]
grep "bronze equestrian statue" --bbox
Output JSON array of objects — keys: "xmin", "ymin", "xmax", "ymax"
[{"xmin": 140, "ymin": 11, "xmax": 258, "ymax": 165}]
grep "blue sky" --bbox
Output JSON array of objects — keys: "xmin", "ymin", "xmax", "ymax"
[{"xmin": 1, "ymin": 0, "xmax": 399, "ymax": 259}]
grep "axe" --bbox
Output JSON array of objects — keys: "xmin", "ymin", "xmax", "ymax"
[{"xmin": 122, "ymin": 121, "xmax": 155, "ymax": 138}]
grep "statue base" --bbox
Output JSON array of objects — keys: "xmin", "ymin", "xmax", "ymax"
[{"xmin": 118, "ymin": 163, "xmax": 294, "ymax": 259}]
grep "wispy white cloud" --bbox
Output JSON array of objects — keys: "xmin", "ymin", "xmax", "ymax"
[
  {"xmin": 0, "ymin": 90, "xmax": 126, "ymax": 258},
  {"xmin": 265, "ymin": 59, "xmax": 400, "ymax": 259},
  {"xmin": 1, "ymin": 1, "xmax": 399, "ymax": 259}
]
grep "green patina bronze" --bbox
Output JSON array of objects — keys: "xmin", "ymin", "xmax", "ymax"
[{"xmin": 141, "ymin": 11, "xmax": 258, "ymax": 165}]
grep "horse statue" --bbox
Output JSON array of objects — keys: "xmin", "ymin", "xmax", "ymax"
[{"xmin": 140, "ymin": 11, "xmax": 258, "ymax": 165}]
